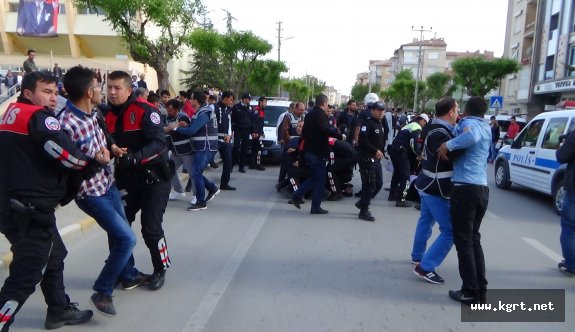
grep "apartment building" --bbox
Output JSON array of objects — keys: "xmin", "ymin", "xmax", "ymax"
[
  {"xmin": 0, "ymin": 0, "xmax": 191, "ymax": 93},
  {"xmin": 397, "ymin": 38, "xmax": 448, "ymax": 81},
  {"xmin": 502, "ymin": 0, "xmax": 575, "ymax": 119}
]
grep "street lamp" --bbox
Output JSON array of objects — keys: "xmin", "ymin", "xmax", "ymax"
[{"xmin": 412, "ymin": 25, "xmax": 432, "ymax": 114}]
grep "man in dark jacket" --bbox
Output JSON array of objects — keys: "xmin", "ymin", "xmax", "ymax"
[
  {"xmin": 289, "ymin": 94, "xmax": 343, "ymax": 214},
  {"xmin": 0, "ymin": 72, "xmax": 101, "ymax": 330},
  {"xmin": 250, "ymin": 96, "xmax": 266, "ymax": 170},
  {"xmin": 231, "ymin": 93, "xmax": 253, "ymax": 173},
  {"xmin": 556, "ymin": 129, "xmax": 575, "ymax": 276},
  {"xmin": 411, "ymin": 97, "xmax": 459, "ymax": 284}
]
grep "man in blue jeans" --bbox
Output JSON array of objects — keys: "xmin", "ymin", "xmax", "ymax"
[
  {"xmin": 556, "ymin": 130, "xmax": 575, "ymax": 276},
  {"xmin": 59, "ymin": 66, "xmax": 148, "ymax": 316},
  {"xmin": 411, "ymin": 97, "xmax": 459, "ymax": 284},
  {"xmin": 289, "ymin": 94, "xmax": 343, "ymax": 214},
  {"xmin": 438, "ymin": 96, "xmax": 491, "ymax": 305},
  {"xmin": 169, "ymin": 90, "xmax": 219, "ymax": 211}
]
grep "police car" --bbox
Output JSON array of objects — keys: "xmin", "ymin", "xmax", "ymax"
[
  {"xmin": 495, "ymin": 110, "xmax": 575, "ymax": 214},
  {"xmin": 249, "ymin": 99, "xmax": 292, "ymax": 163}
]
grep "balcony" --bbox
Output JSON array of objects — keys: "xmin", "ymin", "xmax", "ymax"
[{"xmin": 524, "ymin": 21, "xmax": 535, "ymax": 37}]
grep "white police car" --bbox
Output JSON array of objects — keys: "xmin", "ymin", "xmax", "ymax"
[{"xmin": 495, "ymin": 110, "xmax": 575, "ymax": 214}]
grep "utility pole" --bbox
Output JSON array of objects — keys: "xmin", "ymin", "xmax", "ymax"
[
  {"xmin": 277, "ymin": 21, "xmax": 283, "ymax": 61},
  {"xmin": 412, "ymin": 25, "xmax": 432, "ymax": 114}
]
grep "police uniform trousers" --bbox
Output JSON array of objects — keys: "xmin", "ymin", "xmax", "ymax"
[
  {"xmin": 233, "ymin": 128, "xmax": 250, "ymax": 170},
  {"xmin": 0, "ymin": 205, "xmax": 69, "ymax": 329},
  {"xmin": 115, "ymin": 174, "xmax": 171, "ymax": 274},
  {"xmin": 357, "ymin": 159, "xmax": 383, "ymax": 209},
  {"xmin": 389, "ymin": 148, "xmax": 411, "ymax": 202},
  {"xmin": 218, "ymin": 141, "xmax": 233, "ymax": 187}
]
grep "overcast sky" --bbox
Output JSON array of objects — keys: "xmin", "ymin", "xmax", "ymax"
[{"xmin": 201, "ymin": 0, "xmax": 509, "ymax": 95}]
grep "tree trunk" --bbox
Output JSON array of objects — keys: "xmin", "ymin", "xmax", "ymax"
[{"xmin": 154, "ymin": 63, "xmax": 170, "ymax": 92}]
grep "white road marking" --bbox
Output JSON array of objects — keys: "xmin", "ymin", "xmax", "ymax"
[
  {"xmin": 521, "ymin": 237, "xmax": 563, "ymax": 262},
  {"xmin": 181, "ymin": 196, "xmax": 276, "ymax": 332}
]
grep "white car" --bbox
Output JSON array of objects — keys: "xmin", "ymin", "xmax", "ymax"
[
  {"xmin": 495, "ymin": 110, "xmax": 575, "ymax": 214},
  {"xmin": 249, "ymin": 99, "xmax": 292, "ymax": 163}
]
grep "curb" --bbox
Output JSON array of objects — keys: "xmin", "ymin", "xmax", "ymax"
[{"xmin": 0, "ymin": 217, "xmax": 97, "ymax": 270}]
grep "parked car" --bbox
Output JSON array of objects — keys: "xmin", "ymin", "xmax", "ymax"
[
  {"xmin": 248, "ymin": 99, "xmax": 292, "ymax": 163},
  {"xmin": 495, "ymin": 110, "xmax": 575, "ymax": 214}
]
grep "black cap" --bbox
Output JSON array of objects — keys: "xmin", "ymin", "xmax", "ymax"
[
  {"xmin": 241, "ymin": 92, "xmax": 252, "ymax": 100},
  {"xmin": 368, "ymin": 102, "xmax": 386, "ymax": 110}
]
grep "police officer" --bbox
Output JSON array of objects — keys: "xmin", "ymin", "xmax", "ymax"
[
  {"xmin": 0, "ymin": 72, "xmax": 102, "ymax": 330},
  {"xmin": 355, "ymin": 102, "xmax": 388, "ymax": 221},
  {"xmin": 277, "ymin": 102, "xmax": 305, "ymax": 188},
  {"xmin": 250, "ymin": 96, "xmax": 266, "ymax": 171},
  {"xmin": 337, "ymin": 99, "xmax": 358, "ymax": 144},
  {"xmin": 163, "ymin": 99, "xmax": 194, "ymax": 201},
  {"xmin": 105, "ymin": 71, "xmax": 172, "ymax": 291},
  {"xmin": 388, "ymin": 114, "xmax": 429, "ymax": 207},
  {"xmin": 232, "ymin": 92, "xmax": 253, "ymax": 173},
  {"xmin": 170, "ymin": 91, "xmax": 220, "ymax": 211},
  {"xmin": 214, "ymin": 91, "xmax": 236, "ymax": 190}
]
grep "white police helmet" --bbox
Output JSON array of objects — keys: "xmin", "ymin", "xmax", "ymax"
[{"xmin": 364, "ymin": 92, "xmax": 379, "ymax": 105}]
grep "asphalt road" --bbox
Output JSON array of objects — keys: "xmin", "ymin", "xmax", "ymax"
[{"xmin": 2, "ymin": 164, "xmax": 573, "ymax": 332}]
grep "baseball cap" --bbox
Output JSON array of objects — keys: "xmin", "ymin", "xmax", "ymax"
[{"xmin": 241, "ymin": 92, "xmax": 252, "ymax": 100}]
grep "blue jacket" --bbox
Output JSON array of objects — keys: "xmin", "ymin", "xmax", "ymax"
[{"xmin": 445, "ymin": 116, "xmax": 491, "ymax": 186}]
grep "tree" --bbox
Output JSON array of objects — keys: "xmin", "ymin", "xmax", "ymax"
[
  {"xmin": 181, "ymin": 28, "xmax": 280, "ymax": 96},
  {"xmin": 76, "ymin": 0, "xmax": 206, "ymax": 91},
  {"xmin": 281, "ymin": 79, "xmax": 311, "ymax": 102},
  {"xmin": 248, "ymin": 60, "xmax": 288, "ymax": 96},
  {"xmin": 381, "ymin": 69, "xmax": 415, "ymax": 110},
  {"xmin": 452, "ymin": 56, "xmax": 520, "ymax": 97},
  {"xmin": 350, "ymin": 84, "xmax": 380, "ymax": 102},
  {"xmin": 425, "ymin": 72, "xmax": 455, "ymax": 99}
]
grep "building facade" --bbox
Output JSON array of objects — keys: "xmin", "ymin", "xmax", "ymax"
[
  {"xmin": 502, "ymin": 0, "xmax": 575, "ymax": 119},
  {"xmin": 0, "ymin": 0, "xmax": 191, "ymax": 93}
]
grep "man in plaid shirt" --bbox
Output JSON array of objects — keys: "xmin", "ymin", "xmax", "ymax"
[{"xmin": 58, "ymin": 66, "xmax": 148, "ymax": 317}]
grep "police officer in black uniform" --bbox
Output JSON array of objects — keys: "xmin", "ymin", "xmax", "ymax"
[
  {"xmin": 214, "ymin": 91, "xmax": 236, "ymax": 190},
  {"xmin": 104, "ymin": 71, "xmax": 172, "ymax": 291},
  {"xmin": 0, "ymin": 72, "xmax": 102, "ymax": 331},
  {"xmin": 250, "ymin": 96, "xmax": 266, "ymax": 170},
  {"xmin": 231, "ymin": 93, "xmax": 253, "ymax": 173},
  {"xmin": 355, "ymin": 102, "xmax": 388, "ymax": 222}
]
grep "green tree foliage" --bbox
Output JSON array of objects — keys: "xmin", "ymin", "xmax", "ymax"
[
  {"xmin": 452, "ymin": 56, "xmax": 520, "ymax": 97},
  {"xmin": 350, "ymin": 84, "xmax": 380, "ymax": 103},
  {"xmin": 248, "ymin": 60, "xmax": 288, "ymax": 96},
  {"xmin": 280, "ymin": 79, "xmax": 310, "ymax": 102},
  {"xmin": 76, "ymin": 0, "xmax": 205, "ymax": 91},
  {"xmin": 181, "ymin": 28, "xmax": 282, "ymax": 96},
  {"xmin": 381, "ymin": 69, "xmax": 415, "ymax": 109},
  {"xmin": 425, "ymin": 72, "xmax": 455, "ymax": 99}
]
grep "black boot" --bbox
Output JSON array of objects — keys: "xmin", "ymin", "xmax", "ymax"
[
  {"xmin": 148, "ymin": 271, "xmax": 166, "ymax": 291},
  {"xmin": 358, "ymin": 209, "xmax": 375, "ymax": 222},
  {"xmin": 45, "ymin": 302, "xmax": 93, "ymax": 330}
]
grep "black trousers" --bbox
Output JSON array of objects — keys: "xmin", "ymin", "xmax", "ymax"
[
  {"xmin": 116, "ymin": 176, "xmax": 171, "ymax": 274},
  {"xmin": 218, "ymin": 141, "xmax": 233, "ymax": 187},
  {"xmin": 357, "ymin": 159, "xmax": 383, "ymax": 209},
  {"xmin": 389, "ymin": 149, "xmax": 410, "ymax": 202},
  {"xmin": 250, "ymin": 138, "xmax": 263, "ymax": 167},
  {"xmin": 233, "ymin": 128, "xmax": 250, "ymax": 170},
  {"xmin": 450, "ymin": 184, "xmax": 489, "ymax": 298},
  {"xmin": 0, "ymin": 207, "xmax": 69, "ymax": 330}
]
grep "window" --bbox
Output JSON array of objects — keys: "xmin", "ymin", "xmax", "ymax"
[
  {"xmin": 545, "ymin": 55, "xmax": 555, "ymax": 79},
  {"xmin": 428, "ymin": 52, "xmax": 438, "ymax": 60},
  {"xmin": 568, "ymin": 117, "xmax": 575, "ymax": 133},
  {"xmin": 542, "ymin": 117, "xmax": 568, "ymax": 149},
  {"xmin": 516, "ymin": 119, "xmax": 544, "ymax": 147},
  {"xmin": 549, "ymin": 13, "xmax": 559, "ymax": 39}
]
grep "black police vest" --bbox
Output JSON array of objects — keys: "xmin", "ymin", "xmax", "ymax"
[
  {"xmin": 166, "ymin": 112, "xmax": 193, "ymax": 155},
  {"xmin": 414, "ymin": 123, "xmax": 454, "ymax": 198},
  {"xmin": 215, "ymin": 103, "xmax": 231, "ymax": 139},
  {"xmin": 287, "ymin": 112, "xmax": 301, "ymax": 137}
]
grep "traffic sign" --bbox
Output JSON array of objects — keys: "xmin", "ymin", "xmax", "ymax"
[{"xmin": 490, "ymin": 96, "xmax": 503, "ymax": 109}]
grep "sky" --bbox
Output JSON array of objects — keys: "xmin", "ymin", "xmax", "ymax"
[{"xmin": 201, "ymin": 0, "xmax": 509, "ymax": 95}]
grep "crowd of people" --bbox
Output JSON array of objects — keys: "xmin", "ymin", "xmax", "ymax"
[{"xmin": 1, "ymin": 63, "xmax": 574, "ymax": 332}]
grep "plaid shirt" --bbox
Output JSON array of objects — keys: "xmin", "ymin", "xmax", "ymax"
[{"xmin": 59, "ymin": 100, "xmax": 113, "ymax": 198}]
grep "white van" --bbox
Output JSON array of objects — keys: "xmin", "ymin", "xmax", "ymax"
[
  {"xmin": 495, "ymin": 110, "xmax": 575, "ymax": 214},
  {"xmin": 249, "ymin": 99, "xmax": 292, "ymax": 163}
]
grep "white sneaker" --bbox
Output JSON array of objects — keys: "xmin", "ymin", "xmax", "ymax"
[
  {"xmin": 169, "ymin": 192, "xmax": 186, "ymax": 200},
  {"xmin": 189, "ymin": 195, "xmax": 197, "ymax": 205}
]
